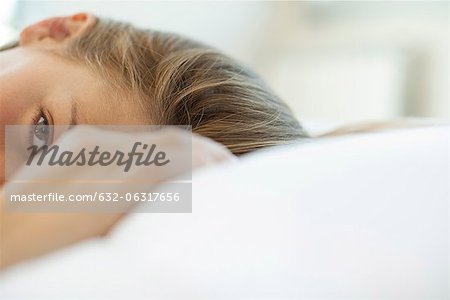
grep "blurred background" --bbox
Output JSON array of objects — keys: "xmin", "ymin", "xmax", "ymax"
[{"xmin": 1, "ymin": 1, "xmax": 448, "ymax": 124}]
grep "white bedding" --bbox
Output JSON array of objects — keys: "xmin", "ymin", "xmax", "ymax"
[{"xmin": 0, "ymin": 126, "xmax": 448, "ymax": 299}]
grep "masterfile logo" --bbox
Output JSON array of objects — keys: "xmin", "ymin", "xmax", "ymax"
[{"xmin": 4, "ymin": 125, "xmax": 192, "ymax": 213}]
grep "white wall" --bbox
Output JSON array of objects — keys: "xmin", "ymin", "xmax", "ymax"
[
  {"xmin": 0, "ymin": 0, "xmax": 17, "ymax": 45},
  {"xmin": 253, "ymin": 2, "xmax": 449, "ymax": 122}
]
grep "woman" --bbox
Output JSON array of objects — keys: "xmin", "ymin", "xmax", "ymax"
[
  {"xmin": 0, "ymin": 13, "xmax": 306, "ymax": 269},
  {"xmin": 0, "ymin": 13, "xmax": 306, "ymax": 157}
]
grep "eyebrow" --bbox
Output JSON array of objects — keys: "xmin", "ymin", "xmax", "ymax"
[{"xmin": 70, "ymin": 96, "xmax": 80, "ymax": 127}]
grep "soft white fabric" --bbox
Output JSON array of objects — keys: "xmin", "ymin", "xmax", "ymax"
[{"xmin": 0, "ymin": 126, "xmax": 448, "ymax": 299}]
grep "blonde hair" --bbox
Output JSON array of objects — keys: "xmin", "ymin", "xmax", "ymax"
[{"xmin": 57, "ymin": 18, "xmax": 308, "ymax": 155}]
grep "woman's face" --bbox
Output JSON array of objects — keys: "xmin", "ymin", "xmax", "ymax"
[{"xmin": 0, "ymin": 13, "xmax": 147, "ymax": 185}]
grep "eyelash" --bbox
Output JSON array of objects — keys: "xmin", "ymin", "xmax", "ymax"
[{"xmin": 27, "ymin": 107, "xmax": 51, "ymax": 147}]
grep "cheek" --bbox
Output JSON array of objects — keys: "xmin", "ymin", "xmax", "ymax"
[
  {"xmin": 0, "ymin": 101, "xmax": 9, "ymax": 186},
  {"xmin": 0, "ymin": 122, "xmax": 4, "ymax": 186},
  {"xmin": 0, "ymin": 49, "xmax": 53, "ymax": 186},
  {"xmin": 0, "ymin": 85, "xmax": 28, "ymax": 185},
  {"xmin": 0, "ymin": 78, "xmax": 37, "ymax": 187},
  {"xmin": 0, "ymin": 147, "xmax": 4, "ymax": 186}
]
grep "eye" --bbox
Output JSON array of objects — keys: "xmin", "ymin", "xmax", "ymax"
[{"xmin": 31, "ymin": 115, "xmax": 52, "ymax": 147}]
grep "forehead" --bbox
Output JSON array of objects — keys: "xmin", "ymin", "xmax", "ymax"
[{"xmin": 4, "ymin": 46, "xmax": 149, "ymax": 125}]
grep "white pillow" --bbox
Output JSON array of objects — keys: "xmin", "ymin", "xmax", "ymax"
[{"xmin": 0, "ymin": 126, "xmax": 448, "ymax": 299}]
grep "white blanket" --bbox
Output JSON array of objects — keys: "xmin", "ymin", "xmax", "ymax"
[{"xmin": 0, "ymin": 126, "xmax": 448, "ymax": 299}]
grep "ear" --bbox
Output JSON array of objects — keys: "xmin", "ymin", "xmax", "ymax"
[{"xmin": 19, "ymin": 13, "xmax": 96, "ymax": 46}]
